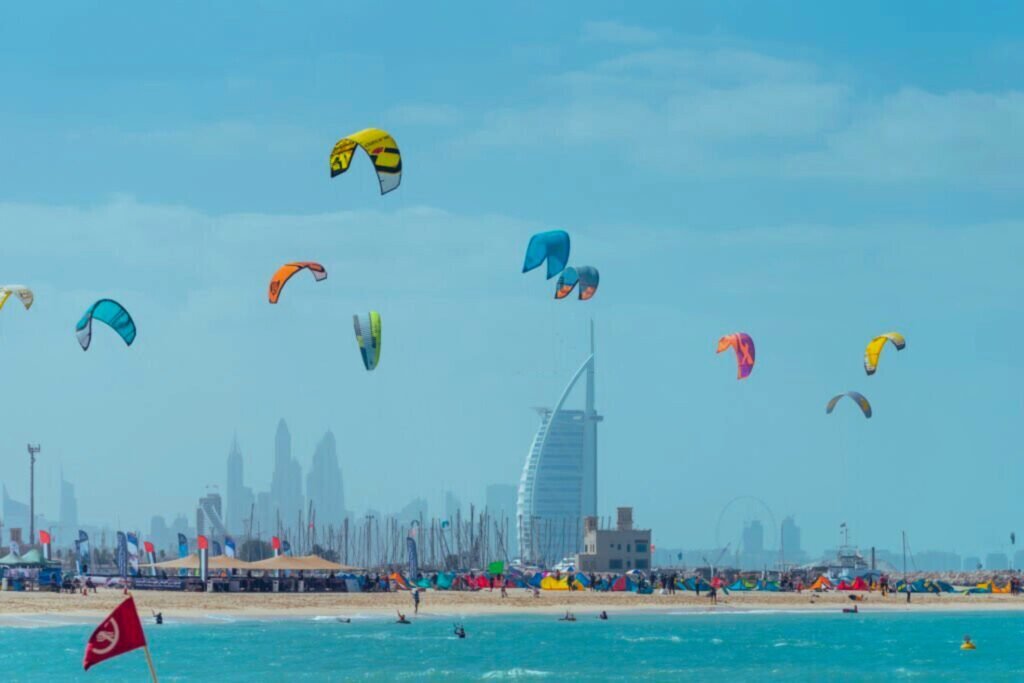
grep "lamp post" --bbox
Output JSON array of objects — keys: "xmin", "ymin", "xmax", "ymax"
[{"xmin": 27, "ymin": 444, "xmax": 40, "ymax": 544}]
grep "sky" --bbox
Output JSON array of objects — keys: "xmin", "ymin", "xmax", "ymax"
[{"xmin": 1, "ymin": 1, "xmax": 1022, "ymax": 558}]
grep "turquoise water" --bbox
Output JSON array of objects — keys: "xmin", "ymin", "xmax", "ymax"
[{"xmin": 2, "ymin": 611, "xmax": 1022, "ymax": 681}]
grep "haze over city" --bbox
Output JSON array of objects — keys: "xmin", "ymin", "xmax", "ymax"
[{"xmin": 2, "ymin": 2, "xmax": 1023, "ymax": 560}]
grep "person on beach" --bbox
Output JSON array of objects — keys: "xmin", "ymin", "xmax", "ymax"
[
  {"xmin": 500, "ymin": 582, "xmax": 508, "ymax": 599},
  {"xmin": 695, "ymin": 576, "xmax": 701, "ymax": 597},
  {"xmin": 413, "ymin": 587, "xmax": 421, "ymax": 615},
  {"xmin": 709, "ymin": 584, "xmax": 718, "ymax": 604},
  {"xmin": 396, "ymin": 611, "xmax": 411, "ymax": 624}
]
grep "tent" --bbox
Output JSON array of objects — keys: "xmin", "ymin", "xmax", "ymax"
[
  {"xmin": 678, "ymin": 577, "xmax": 712, "ymax": 592},
  {"xmin": 541, "ymin": 575, "xmax": 570, "ymax": 591},
  {"xmin": 728, "ymin": 579, "xmax": 753, "ymax": 591},
  {"xmin": 835, "ymin": 580, "xmax": 854, "ymax": 590},
  {"xmin": 756, "ymin": 580, "xmax": 781, "ymax": 592},
  {"xmin": 247, "ymin": 554, "xmax": 352, "ymax": 572},
  {"xmin": 850, "ymin": 577, "xmax": 870, "ymax": 591},
  {"xmin": 808, "ymin": 575, "xmax": 833, "ymax": 591},
  {"xmin": 436, "ymin": 572, "xmax": 454, "ymax": 590},
  {"xmin": 611, "ymin": 576, "xmax": 637, "ymax": 592},
  {"xmin": 17, "ymin": 549, "xmax": 50, "ymax": 566},
  {"xmin": 0, "ymin": 552, "xmax": 23, "ymax": 566}
]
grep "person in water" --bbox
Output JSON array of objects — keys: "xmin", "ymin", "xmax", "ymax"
[
  {"xmin": 454, "ymin": 624, "xmax": 466, "ymax": 639},
  {"xmin": 152, "ymin": 611, "xmax": 163, "ymax": 625},
  {"xmin": 396, "ymin": 611, "xmax": 411, "ymax": 624},
  {"xmin": 598, "ymin": 611, "xmax": 608, "ymax": 620},
  {"xmin": 559, "ymin": 611, "xmax": 576, "ymax": 622}
]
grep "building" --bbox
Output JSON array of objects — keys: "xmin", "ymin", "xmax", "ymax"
[
  {"xmin": 577, "ymin": 507, "xmax": 651, "ymax": 572},
  {"xmin": 486, "ymin": 484, "xmax": 518, "ymax": 558},
  {"xmin": 396, "ymin": 498, "xmax": 428, "ymax": 525},
  {"xmin": 517, "ymin": 322, "xmax": 601, "ymax": 566},
  {"xmin": 780, "ymin": 516, "xmax": 805, "ymax": 565},
  {"xmin": 58, "ymin": 473, "xmax": 79, "ymax": 548},
  {"xmin": 2, "ymin": 485, "xmax": 31, "ymax": 545},
  {"xmin": 225, "ymin": 435, "xmax": 254, "ymax": 535},
  {"xmin": 306, "ymin": 431, "xmax": 346, "ymax": 528},
  {"xmin": 963, "ymin": 556, "xmax": 982, "ymax": 571},
  {"xmin": 444, "ymin": 491, "xmax": 462, "ymax": 524},
  {"xmin": 985, "ymin": 552, "xmax": 1009, "ymax": 571},
  {"xmin": 269, "ymin": 419, "xmax": 304, "ymax": 532},
  {"xmin": 196, "ymin": 492, "xmax": 227, "ymax": 540}
]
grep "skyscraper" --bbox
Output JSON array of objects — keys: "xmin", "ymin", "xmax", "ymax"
[
  {"xmin": 58, "ymin": 472, "xmax": 79, "ymax": 548},
  {"xmin": 517, "ymin": 322, "xmax": 601, "ymax": 565},
  {"xmin": 225, "ymin": 435, "xmax": 254, "ymax": 535},
  {"xmin": 269, "ymin": 419, "xmax": 303, "ymax": 534},
  {"xmin": 781, "ymin": 516, "xmax": 805, "ymax": 565},
  {"xmin": 306, "ymin": 430, "xmax": 346, "ymax": 528},
  {"xmin": 2, "ymin": 485, "xmax": 31, "ymax": 545}
]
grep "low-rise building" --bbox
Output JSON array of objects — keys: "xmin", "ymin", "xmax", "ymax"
[{"xmin": 576, "ymin": 507, "xmax": 651, "ymax": 572}]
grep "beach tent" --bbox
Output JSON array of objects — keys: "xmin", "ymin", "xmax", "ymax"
[
  {"xmin": 541, "ymin": 575, "xmax": 570, "ymax": 591},
  {"xmin": 436, "ymin": 572, "xmax": 454, "ymax": 590},
  {"xmin": 0, "ymin": 552, "xmax": 23, "ymax": 565},
  {"xmin": 611, "ymin": 576, "xmax": 637, "ymax": 592},
  {"xmin": 756, "ymin": 580, "xmax": 781, "ymax": 592},
  {"xmin": 808, "ymin": 575, "xmax": 833, "ymax": 591},
  {"xmin": 835, "ymin": 580, "xmax": 854, "ymax": 590},
  {"xmin": 150, "ymin": 553, "xmax": 201, "ymax": 570},
  {"xmin": 17, "ymin": 549, "xmax": 50, "ymax": 566},
  {"xmin": 248, "ymin": 554, "xmax": 351, "ymax": 573},
  {"xmin": 415, "ymin": 577, "xmax": 432, "ymax": 589},
  {"xmin": 728, "ymin": 579, "xmax": 753, "ymax": 591},
  {"xmin": 679, "ymin": 577, "xmax": 712, "ymax": 592},
  {"xmin": 850, "ymin": 577, "xmax": 870, "ymax": 591}
]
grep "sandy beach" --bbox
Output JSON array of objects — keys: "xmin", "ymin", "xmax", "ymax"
[{"xmin": 2, "ymin": 588, "xmax": 1023, "ymax": 626}]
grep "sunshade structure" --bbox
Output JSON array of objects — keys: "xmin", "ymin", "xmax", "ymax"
[
  {"xmin": 246, "ymin": 554, "xmax": 356, "ymax": 572},
  {"xmin": 146, "ymin": 554, "xmax": 259, "ymax": 571},
  {"xmin": 0, "ymin": 552, "xmax": 23, "ymax": 565},
  {"xmin": 17, "ymin": 549, "xmax": 49, "ymax": 565}
]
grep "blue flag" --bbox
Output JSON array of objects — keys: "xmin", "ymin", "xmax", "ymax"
[
  {"xmin": 115, "ymin": 532, "xmax": 129, "ymax": 578},
  {"xmin": 407, "ymin": 536, "xmax": 419, "ymax": 579}
]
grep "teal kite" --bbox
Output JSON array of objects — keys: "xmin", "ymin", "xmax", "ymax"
[{"xmin": 76, "ymin": 299, "xmax": 136, "ymax": 351}]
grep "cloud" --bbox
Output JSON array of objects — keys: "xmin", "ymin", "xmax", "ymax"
[
  {"xmin": 467, "ymin": 41, "xmax": 1024, "ymax": 186},
  {"xmin": 581, "ymin": 20, "xmax": 659, "ymax": 45}
]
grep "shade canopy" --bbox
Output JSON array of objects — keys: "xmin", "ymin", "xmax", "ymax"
[
  {"xmin": 146, "ymin": 554, "xmax": 259, "ymax": 571},
  {"xmin": 247, "ymin": 554, "xmax": 356, "ymax": 572}
]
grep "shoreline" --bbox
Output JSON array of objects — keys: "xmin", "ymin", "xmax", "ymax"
[{"xmin": 3, "ymin": 588, "xmax": 1024, "ymax": 627}]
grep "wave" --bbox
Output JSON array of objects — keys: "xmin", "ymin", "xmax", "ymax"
[{"xmin": 480, "ymin": 669, "xmax": 552, "ymax": 679}]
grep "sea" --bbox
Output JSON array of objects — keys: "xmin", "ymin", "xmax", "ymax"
[{"xmin": 1, "ymin": 610, "xmax": 1021, "ymax": 681}]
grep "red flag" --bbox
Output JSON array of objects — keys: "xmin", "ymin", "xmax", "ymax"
[
  {"xmin": 271, "ymin": 536, "xmax": 281, "ymax": 550},
  {"xmin": 39, "ymin": 530, "xmax": 52, "ymax": 544},
  {"xmin": 83, "ymin": 596, "xmax": 147, "ymax": 671},
  {"xmin": 143, "ymin": 541, "xmax": 155, "ymax": 554},
  {"xmin": 197, "ymin": 535, "xmax": 209, "ymax": 551}
]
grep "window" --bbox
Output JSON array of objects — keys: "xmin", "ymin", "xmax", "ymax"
[
  {"xmin": 635, "ymin": 542, "xmax": 648, "ymax": 553},
  {"xmin": 609, "ymin": 543, "xmax": 615, "ymax": 549},
  {"xmin": 627, "ymin": 560, "xmax": 632, "ymax": 568},
  {"xmin": 636, "ymin": 559, "xmax": 649, "ymax": 570},
  {"xmin": 627, "ymin": 544, "xmax": 631, "ymax": 552},
  {"xmin": 609, "ymin": 559, "xmax": 623, "ymax": 570},
  {"xmin": 617, "ymin": 544, "xmax": 622, "ymax": 550}
]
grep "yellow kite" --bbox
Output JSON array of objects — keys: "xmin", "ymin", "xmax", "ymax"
[
  {"xmin": 864, "ymin": 332, "xmax": 906, "ymax": 375},
  {"xmin": 329, "ymin": 128, "xmax": 402, "ymax": 195}
]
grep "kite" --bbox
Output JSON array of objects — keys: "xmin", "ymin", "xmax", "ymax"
[
  {"xmin": 329, "ymin": 128, "xmax": 402, "ymax": 195},
  {"xmin": 826, "ymin": 391, "xmax": 872, "ymax": 418},
  {"xmin": 268, "ymin": 262, "xmax": 327, "ymax": 304},
  {"xmin": 353, "ymin": 311, "xmax": 382, "ymax": 371},
  {"xmin": 0, "ymin": 285, "xmax": 33, "ymax": 311},
  {"xmin": 716, "ymin": 332, "xmax": 756, "ymax": 380},
  {"xmin": 864, "ymin": 332, "xmax": 906, "ymax": 375},
  {"xmin": 523, "ymin": 230, "xmax": 570, "ymax": 279},
  {"xmin": 554, "ymin": 266, "xmax": 600, "ymax": 300},
  {"xmin": 76, "ymin": 299, "xmax": 136, "ymax": 351}
]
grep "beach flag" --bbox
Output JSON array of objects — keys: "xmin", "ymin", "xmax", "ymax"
[
  {"xmin": 40, "ymin": 530, "xmax": 52, "ymax": 561},
  {"xmin": 83, "ymin": 596, "xmax": 157, "ymax": 681},
  {"xmin": 271, "ymin": 536, "xmax": 281, "ymax": 554},
  {"xmin": 225, "ymin": 537, "xmax": 236, "ymax": 558},
  {"xmin": 143, "ymin": 542, "xmax": 156, "ymax": 575}
]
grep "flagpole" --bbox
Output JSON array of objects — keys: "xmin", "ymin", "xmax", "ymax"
[{"xmin": 143, "ymin": 644, "xmax": 159, "ymax": 682}]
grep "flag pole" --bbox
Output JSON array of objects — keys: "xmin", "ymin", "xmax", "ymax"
[{"xmin": 143, "ymin": 644, "xmax": 159, "ymax": 682}]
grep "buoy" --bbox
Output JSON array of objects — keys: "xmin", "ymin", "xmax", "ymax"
[{"xmin": 960, "ymin": 642, "xmax": 976, "ymax": 651}]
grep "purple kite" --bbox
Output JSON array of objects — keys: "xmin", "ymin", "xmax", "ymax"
[{"xmin": 716, "ymin": 332, "xmax": 755, "ymax": 379}]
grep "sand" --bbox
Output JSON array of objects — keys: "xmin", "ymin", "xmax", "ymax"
[{"xmin": 2, "ymin": 588, "xmax": 1023, "ymax": 626}]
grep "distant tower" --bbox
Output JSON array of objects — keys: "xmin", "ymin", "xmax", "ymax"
[
  {"xmin": 306, "ymin": 431, "xmax": 346, "ymax": 527},
  {"xmin": 270, "ymin": 419, "xmax": 303, "ymax": 534},
  {"xmin": 517, "ymin": 321, "xmax": 602, "ymax": 565},
  {"xmin": 225, "ymin": 435, "xmax": 254, "ymax": 535}
]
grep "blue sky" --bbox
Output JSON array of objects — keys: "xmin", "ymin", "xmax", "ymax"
[{"xmin": 1, "ymin": 2, "xmax": 1023, "ymax": 557}]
